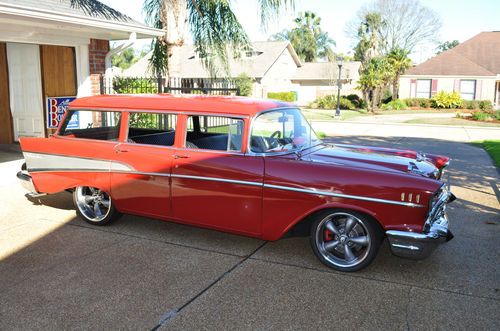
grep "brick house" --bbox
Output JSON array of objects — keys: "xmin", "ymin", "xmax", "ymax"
[
  {"xmin": 0, "ymin": 0, "xmax": 163, "ymax": 144},
  {"xmin": 399, "ymin": 32, "xmax": 500, "ymax": 107}
]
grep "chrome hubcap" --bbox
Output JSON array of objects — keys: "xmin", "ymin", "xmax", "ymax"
[
  {"xmin": 315, "ymin": 212, "xmax": 371, "ymax": 268},
  {"xmin": 75, "ymin": 187, "xmax": 111, "ymax": 222}
]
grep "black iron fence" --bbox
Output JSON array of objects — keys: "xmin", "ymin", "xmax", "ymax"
[{"xmin": 100, "ymin": 75, "xmax": 240, "ymax": 96}]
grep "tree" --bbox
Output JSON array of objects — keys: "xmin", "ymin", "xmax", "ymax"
[
  {"xmin": 387, "ymin": 47, "xmax": 412, "ymax": 99},
  {"xmin": 234, "ymin": 73, "xmax": 254, "ymax": 96},
  {"xmin": 271, "ymin": 11, "xmax": 335, "ymax": 62},
  {"xmin": 348, "ymin": 0, "xmax": 442, "ymax": 54},
  {"xmin": 436, "ymin": 40, "xmax": 459, "ymax": 54},
  {"xmin": 112, "ymin": 48, "xmax": 140, "ymax": 69},
  {"xmin": 70, "ymin": 0, "xmax": 294, "ymax": 77},
  {"xmin": 353, "ymin": 12, "xmax": 385, "ymax": 63},
  {"xmin": 357, "ymin": 56, "xmax": 393, "ymax": 111}
]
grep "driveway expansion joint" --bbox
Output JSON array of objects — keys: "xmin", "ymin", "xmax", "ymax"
[{"xmin": 150, "ymin": 241, "xmax": 268, "ymax": 330}]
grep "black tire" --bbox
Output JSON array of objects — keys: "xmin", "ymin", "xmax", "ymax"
[
  {"xmin": 73, "ymin": 186, "xmax": 121, "ymax": 226},
  {"xmin": 310, "ymin": 209, "xmax": 383, "ymax": 272}
]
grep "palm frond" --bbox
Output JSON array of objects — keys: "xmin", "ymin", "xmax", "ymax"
[
  {"xmin": 187, "ymin": 0, "xmax": 250, "ymax": 77},
  {"xmin": 257, "ymin": 0, "xmax": 295, "ymax": 28},
  {"xmin": 143, "ymin": 0, "xmax": 168, "ymax": 77},
  {"xmin": 69, "ymin": 0, "xmax": 129, "ymax": 21}
]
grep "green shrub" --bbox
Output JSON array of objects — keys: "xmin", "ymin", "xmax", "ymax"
[
  {"xmin": 402, "ymin": 98, "xmax": 431, "ymax": 108},
  {"xmin": 431, "ymin": 91, "xmax": 463, "ymax": 109},
  {"xmin": 113, "ymin": 77, "xmax": 158, "ymax": 94},
  {"xmin": 462, "ymin": 100, "xmax": 479, "ymax": 110},
  {"xmin": 495, "ymin": 110, "xmax": 500, "ymax": 121},
  {"xmin": 381, "ymin": 99, "xmax": 408, "ymax": 111},
  {"xmin": 313, "ymin": 95, "xmax": 355, "ymax": 110},
  {"xmin": 267, "ymin": 91, "xmax": 296, "ymax": 102},
  {"xmin": 471, "ymin": 111, "xmax": 492, "ymax": 121},
  {"xmin": 234, "ymin": 73, "xmax": 254, "ymax": 96},
  {"xmin": 346, "ymin": 94, "xmax": 365, "ymax": 108},
  {"xmin": 478, "ymin": 100, "xmax": 493, "ymax": 111},
  {"xmin": 316, "ymin": 131, "xmax": 327, "ymax": 139}
]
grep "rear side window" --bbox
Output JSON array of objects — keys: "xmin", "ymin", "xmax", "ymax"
[
  {"xmin": 59, "ymin": 110, "xmax": 121, "ymax": 141},
  {"xmin": 128, "ymin": 112, "xmax": 177, "ymax": 146},
  {"xmin": 186, "ymin": 115, "xmax": 243, "ymax": 152}
]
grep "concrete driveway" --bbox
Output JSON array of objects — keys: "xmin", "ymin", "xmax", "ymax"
[{"xmin": 0, "ymin": 134, "xmax": 499, "ymax": 329}]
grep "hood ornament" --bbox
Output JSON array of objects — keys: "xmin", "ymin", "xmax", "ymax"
[{"xmin": 416, "ymin": 151, "xmax": 427, "ymax": 162}]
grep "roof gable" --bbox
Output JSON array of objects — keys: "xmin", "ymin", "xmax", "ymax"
[
  {"xmin": 406, "ymin": 31, "xmax": 500, "ymax": 76},
  {"xmin": 123, "ymin": 41, "xmax": 302, "ymax": 78}
]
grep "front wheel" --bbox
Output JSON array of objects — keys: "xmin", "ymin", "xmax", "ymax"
[
  {"xmin": 310, "ymin": 210, "xmax": 382, "ymax": 272},
  {"xmin": 73, "ymin": 186, "xmax": 121, "ymax": 225}
]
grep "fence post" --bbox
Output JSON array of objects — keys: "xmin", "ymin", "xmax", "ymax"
[
  {"xmin": 157, "ymin": 76, "xmax": 163, "ymax": 93},
  {"xmin": 99, "ymin": 74, "xmax": 105, "ymax": 95}
]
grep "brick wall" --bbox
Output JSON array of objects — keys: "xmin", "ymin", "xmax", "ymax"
[{"xmin": 89, "ymin": 39, "xmax": 109, "ymax": 95}]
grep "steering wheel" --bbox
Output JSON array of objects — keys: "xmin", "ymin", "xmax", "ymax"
[{"xmin": 270, "ymin": 130, "xmax": 281, "ymax": 139}]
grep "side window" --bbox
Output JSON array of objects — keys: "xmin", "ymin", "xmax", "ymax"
[
  {"xmin": 128, "ymin": 112, "xmax": 177, "ymax": 146},
  {"xmin": 59, "ymin": 110, "xmax": 121, "ymax": 141},
  {"xmin": 416, "ymin": 79, "xmax": 431, "ymax": 98},
  {"xmin": 186, "ymin": 115, "xmax": 243, "ymax": 152}
]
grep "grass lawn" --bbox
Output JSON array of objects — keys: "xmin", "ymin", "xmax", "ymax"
[
  {"xmin": 406, "ymin": 117, "xmax": 500, "ymax": 127},
  {"xmin": 473, "ymin": 140, "xmax": 500, "ymax": 167},
  {"xmin": 302, "ymin": 108, "xmax": 368, "ymax": 121},
  {"xmin": 373, "ymin": 109, "xmax": 457, "ymax": 115}
]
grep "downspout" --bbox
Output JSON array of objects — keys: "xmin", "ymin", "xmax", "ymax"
[{"xmin": 104, "ymin": 32, "xmax": 137, "ymax": 93}]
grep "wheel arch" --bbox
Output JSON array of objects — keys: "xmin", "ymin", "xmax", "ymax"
[{"xmin": 278, "ymin": 203, "xmax": 385, "ymax": 240}]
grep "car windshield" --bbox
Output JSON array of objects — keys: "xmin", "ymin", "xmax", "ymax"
[{"xmin": 250, "ymin": 108, "xmax": 321, "ymax": 153}]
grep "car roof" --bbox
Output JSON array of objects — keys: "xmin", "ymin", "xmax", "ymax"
[{"xmin": 69, "ymin": 94, "xmax": 294, "ymax": 117}]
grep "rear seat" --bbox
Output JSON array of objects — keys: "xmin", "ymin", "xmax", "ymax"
[
  {"xmin": 130, "ymin": 131, "xmax": 175, "ymax": 146},
  {"xmin": 192, "ymin": 135, "xmax": 242, "ymax": 151}
]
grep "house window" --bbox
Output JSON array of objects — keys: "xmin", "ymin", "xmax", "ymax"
[
  {"xmin": 460, "ymin": 80, "xmax": 476, "ymax": 100},
  {"xmin": 416, "ymin": 79, "xmax": 432, "ymax": 98}
]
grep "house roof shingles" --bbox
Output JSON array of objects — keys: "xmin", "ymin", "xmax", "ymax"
[
  {"xmin": 124, "ymin": 41, "xmax": 302, "ymax": 78},
  {"xmin": 406, "ymin": 31, "xmax": 500, "ymax": 76},
  {"xmin": 0, "ymin": 0, "xmax": 141, "ymax": 25}
]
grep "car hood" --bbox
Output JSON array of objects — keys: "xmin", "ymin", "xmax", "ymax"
[{"xmin": 305, "ymin": 143, "xmax": 447, "ymax": 179}]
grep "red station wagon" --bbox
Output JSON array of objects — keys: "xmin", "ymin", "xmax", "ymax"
[{"xmin": 17, "ymin": 94, "xmax": 455, "ymax": 272}]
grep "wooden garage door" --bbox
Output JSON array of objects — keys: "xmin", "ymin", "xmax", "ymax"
[
  {"xmin": 40, "ymin": 45, "xmax": 77, "ymax": 97},
  {"xmin": 0, "ymin": 42, "xmax": 14, "ymax": 144},
  {"xmin": 40, "ymin": 45, "xmax": 77, "ymax": 134}
]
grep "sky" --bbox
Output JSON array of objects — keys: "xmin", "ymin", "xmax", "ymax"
[{"xmin": 100, "ymin": 0, "xmax": 500, "ymax": 63}]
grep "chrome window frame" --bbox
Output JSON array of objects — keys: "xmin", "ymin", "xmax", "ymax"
[{"xmin": 246, "ymin": 107, "xmax": 323, "ymax": 157}]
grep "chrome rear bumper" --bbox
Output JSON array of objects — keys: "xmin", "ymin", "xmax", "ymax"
[{"xmin": 386, "ymin": 188, "xmax": 455, "ymax": 260}]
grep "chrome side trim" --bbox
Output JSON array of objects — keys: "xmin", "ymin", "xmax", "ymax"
[
  {"xmin": 27, "ymin": 169, "xmax": 171, "ymax": 178},
  {"xmin": 171, "ymin": 174, "xmax": 262, "ymax": 187},
  {"xmin": 263, "ymin": 183, "xmax": 425, "ymax": 208}
]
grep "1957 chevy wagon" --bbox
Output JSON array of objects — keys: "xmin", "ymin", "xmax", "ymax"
[{"xmin": 17, "ymin": 94, "xmax": 455, "ymax": 272}]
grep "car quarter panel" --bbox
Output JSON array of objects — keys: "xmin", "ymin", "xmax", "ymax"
[
  {"xmin": 261, "ymin": 154, "xmax": 442, "ymax": 241},
  {"xmin": 19, "ymin": 136, "xmax": 118, "ymax": 194}
]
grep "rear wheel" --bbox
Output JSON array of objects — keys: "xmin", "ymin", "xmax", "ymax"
[
  {"xmin": 73, "ymin": 186, "xmax": 120, "ymax": 225},
  {"xmin": 310, "ymin": 210, "xmax": 382, "ymax": 272}
]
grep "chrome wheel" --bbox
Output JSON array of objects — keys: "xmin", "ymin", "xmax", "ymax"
[
  {"xmin": 314, "ymin": 212, "xmax": 372, "ymax": 268},
  {"xmin": 75, "ymin": 187, "xmax": 111, "ymax": 223}
]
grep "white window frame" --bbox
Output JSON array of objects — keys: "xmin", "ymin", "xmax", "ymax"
[
  {"xmin": 460, "ymin": 80, "xmax": 476, "ymax": 101},
  {"xmin": 416, "ymin": 79, "xmax": 432, "ymax": 98}
]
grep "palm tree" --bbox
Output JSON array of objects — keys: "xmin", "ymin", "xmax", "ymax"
[
  {"xmin": 353, "ymin": 12, "xmax": 385, "ymax": 64},
  {"xmin": 271, "ymin": 11, "xmax": 335, "ymax": 62},
  {"xmin": 387, "ymin": 47, "xmax": 412, "ymax": 99},
  {"xmin": 71, "ymin": 0, "xmax": 294, "ymax": 77}
]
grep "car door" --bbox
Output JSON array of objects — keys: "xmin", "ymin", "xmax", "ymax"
[
  {"xmin": 111, "ymin": 111, "xmax": 177, "ymax": 219},
  {"xmin": 170, "ymin": 114, "xmax": 264, "ymax": 236}
]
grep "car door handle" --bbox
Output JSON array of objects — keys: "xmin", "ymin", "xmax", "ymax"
[
  {"xmin": 114, "ymin": 146, "xmax": 130, "ymax": 153},
  {"xmin": 174, "ymin": 155, "xmax": 190, "ymax": 159}
]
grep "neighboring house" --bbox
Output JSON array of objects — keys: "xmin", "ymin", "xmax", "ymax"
[
  {"xmin": 123, "ymin": 41, "xmax": 361, "ymax": 105},
  {"xmin": 399, "ymin": 32, "xmax": 500, "ymax": 107},
  {"xmin": 0, "ymin": 0, "xmax": 163, "ymax": 144}
]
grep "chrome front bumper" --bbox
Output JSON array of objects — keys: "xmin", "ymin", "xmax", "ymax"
[{"xmin": 386, "ymin": 188, "xmax": 455, "ymax": 260}]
